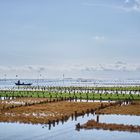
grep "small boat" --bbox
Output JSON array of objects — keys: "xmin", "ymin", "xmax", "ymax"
[{"xmin": 15, "ymin": 80, "xmax": 32, "ymax": 86}]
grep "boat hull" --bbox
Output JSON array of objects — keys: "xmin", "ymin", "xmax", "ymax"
[{"xmin": 15, "ymin": 83, "xmax": 32, "ymax": 86}]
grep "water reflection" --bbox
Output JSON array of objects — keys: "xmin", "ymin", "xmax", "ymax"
[
  {"xmin": 40, "ymin": 112, "xmax": 140, "ymax": 132},
  {"xmin": 0, "ymin": 113, "xmax": 140, "ymax": 140}
]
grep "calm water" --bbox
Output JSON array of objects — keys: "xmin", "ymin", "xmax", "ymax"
[
  {"xmin": 0, "ymin": 114, "xmax": 140, "ymax": 140},
  {"xmin": 0, "ymin": 79, "xmax": 140, "ymax": 89}
]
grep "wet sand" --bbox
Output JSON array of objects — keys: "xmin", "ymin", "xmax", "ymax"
[
  {"xmin": 0, "ymin": 98, "xmax": 140, "ymax": 125},
  {"xmin": 0, "ymin": 98, "xmax": 50, "ymax": 110},
  {"xmin": 96, "ymin": 101, "xmax": 140, "ymax": 115},
  {"xmin": 77, "ymin": 119, "xmax": 140, "ymax": 133},
  {"xmin": 0, "ymin": 100, "xmax": 106, "ymax": 124}
]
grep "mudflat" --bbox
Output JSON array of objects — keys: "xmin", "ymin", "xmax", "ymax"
[
  {"xmin": 96, "ymin": 101, "xmax": 140, "ymax": 115},
  {"xmin": 0, "ymin": 99, "xmax": 106, "ymax": 124}
]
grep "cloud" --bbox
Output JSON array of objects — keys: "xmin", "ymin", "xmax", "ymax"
[
  {"xmin": 136, "ymin": 66, "xmax": 140, "ymax": 71},
  {"xmin": 0, "ymin": 62, "xmax": 140, "ymax": 79},
  {"xmin": 125, "ymin": 0, "xmax": 130, "ymax": 3},
  {"xmin": 81, "ymin": 2, "xmax": 120, "ymax": 11},
  {"xmin": 120, "ymin": 0, "xmax": 140, "ymax": 12},
  {"xmin": 114, "ymin": 61, "xmax": 127, "ymax": 70},
  {"xmin": 92, "ymin": 36, "xmax": 105, "ymax": 41},
  {"xmin": 115, "ymin": 61, "xmax": 127, "ymax": 65},
  {"xmin": 82, "ymin": 62, "xmax": 140, "ymax": 73},
  {"xmin": 0, "ymin": 63, "xmax": 139, "ymax": 73},
  {"xmin": 82, "ymin": 0, "xmax": 140, "ymax": 12}
]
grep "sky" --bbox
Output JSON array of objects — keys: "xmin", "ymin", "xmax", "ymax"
[{"xmin": 0, "ymin": 0, "xmax": 140, "ymax": 79}]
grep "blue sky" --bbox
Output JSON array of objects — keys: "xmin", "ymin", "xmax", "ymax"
[{"xmin": 0, "ymin": 0, "xmax": 140, "ymax": 79}]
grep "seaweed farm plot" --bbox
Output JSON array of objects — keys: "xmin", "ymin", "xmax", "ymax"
[
  {"xmin": 0, "ymin": 99, "xmax": 109, "ymax": 124},
  {"xmin": 96, "ymin": 101, "xmax": 140, "ymax": 115},
  {"xmin": 0, "ymin": 98, "xmax": 52, "ymax": 111},
  {"xmin": 0, "ymin": 86, "xmax": 140, "ymax": 101}
]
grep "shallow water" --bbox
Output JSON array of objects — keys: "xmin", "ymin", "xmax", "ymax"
[
  {"xmin": 0, "ymin": 114, "xmax": 140, "ymax": 140},
  {"xmin": 0, "ymin": 79, "xmax": 140, "ymax": 89},
  {"xmin": 69, "ymin": 99, "xmax": 115, "ymax": 103},
  {"xmin": 94, "ymin": 114, "xmax": 140, "ymax": 125}
]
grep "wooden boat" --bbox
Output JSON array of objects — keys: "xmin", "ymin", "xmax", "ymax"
[{"xmin": 15, "ymin": 80, "xmax": 32, "ymax": 86}]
